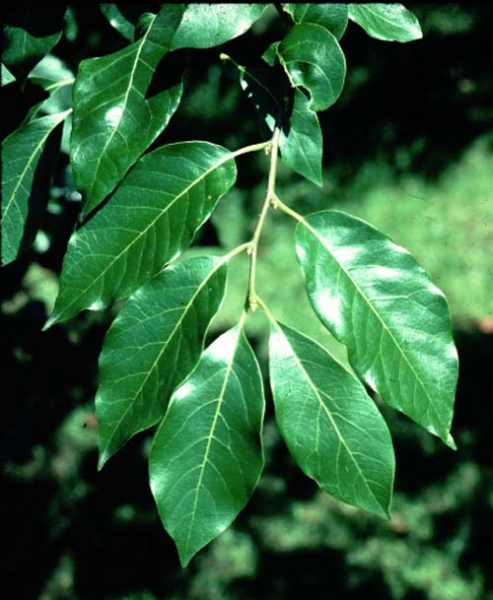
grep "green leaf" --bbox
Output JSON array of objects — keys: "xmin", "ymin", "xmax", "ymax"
[
  {"xmin": 171, "ymin": 4, "xmax": 267, "ymax": 50},
  {"xmin": 279, "ymin": 89, "xmax": 323, "ymax": 186},
  {"xmin": 150, "ymin": 321, "xmax": 265, "ymax": 567},
  {"xmin": 71, "ymin": 5, "xmax": 185, "ymax": 217},
  {"xmin": 282, "ymin": 4, "xmax": 349, "ymax": 40},
  {"xmin": 1, "ymin": 110, "xmax": 71, "ymax": 266},
  {"xmin": 46, "ymin": 142, "xmax": 236, "ymax": 327},
  {"xmin": 276, "ymin": 23, "xmax": 346, "ymax": 112},
  {"xmin": 100, "ymin": 4, "xmax": 136, "ymax": 41},
  {"xmin": 2, "ymin": 4, "xmax": 66, "ymax": 82},
  {"xmin": 348, "ymin": 4, "xmax": 422, "ymax": 42},
  {"xmin": 295, "ymin": 210, "xmax": 458, "ymax": 448},
  {"xmin": 96, "ymin": 255, "xmax": 228, "ymax": 467},
  {"xmin": 233, "ymin": 63, "xmax": 322, "ymax": 186},
  {"xmin": 269, "ymin": 321, "xmax": 394, "ymax": 518}
]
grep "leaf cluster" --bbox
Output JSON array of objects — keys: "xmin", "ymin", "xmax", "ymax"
[{"xmin": 1, "ymin": 3, "xmax": 458, "ymax": 567}]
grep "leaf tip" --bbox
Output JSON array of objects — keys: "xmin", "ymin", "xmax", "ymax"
[{"xmin": 445, "ymin": 431, "xmax": 457, "ymax": 451}]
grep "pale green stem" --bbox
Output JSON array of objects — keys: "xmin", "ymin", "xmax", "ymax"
[{"xmin": 247, "ymin": 125, "xmax": 282, "ymax": 311}]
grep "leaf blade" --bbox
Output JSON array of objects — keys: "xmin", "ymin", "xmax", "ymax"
[
  {"xmin": 282, "ymin": 4, "xmax": 349, "ymax": 40},
  {"xmin": 150, "ymin": 322, "xmax": 265, "ymax": 567},
  {"xmin": 46, "ymin": 141, "xmax": 237, "ymax": 327},
  {"xmin": 279, "ymin": 89, "xmax": 323, "ymax": 186},
  {"xmin": 71, "ymin": 5, "xmax": 185, "ymax": 216},
  {"xmin": 296, "ymin": 210, "xmax": 458, "ymax": 447},
  {"xmin": 96, "ymin": 255, "xmax": 228, "ymax": 467},
  {"xmin": 269, "ymin": 321, "xmax": 395, "ymax": 517},
  {"xmin": 3, "ymin": 5, "xmax": 66, "ymax": 82},
  {"xmin": 171, "ymin": 4, "xmax": 267, "ymax": 50},
  {"xmin": 277, "ymin": 23, "xmax": 346, "ymax": 112}
]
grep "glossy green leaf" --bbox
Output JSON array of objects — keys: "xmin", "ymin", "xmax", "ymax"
[
  {"xmin": 150, "ymin": 322, "xmax": 265, "ymax": 567},
  {"xmin": 1, "ymin": 110, "xmax": 71, "ymax": 266},
  {"xmin": 348, "ymin": 4, "xmax": 422, "ymax": 42},
  {"xmin": 279, "ymin": 89, "xmax": 323, "ymax": 186},
  {"xmin": 296, "ymin": 210, "xmax": 458, "ymax": 447},
  {"xmin": 46, "ymin": 142, "xmax": 236, "ymax": 327},
  {"xmin": 3, "ymin": 5, "xmax": 66, "ymax": 82},
  {"xmin": 276, "ymin": 23, "xmax": 346, "ymax": 112},
  {"xmin": 97, "ymin": 255, "xmax": 228, "ymax": 467},
  {"xmin": 282, "ymin": 4, "xmax": 349, "ymax": 40},
  {"xmin": 71, "ymin": 5, "xmax": 185, "ymax": 217},
  {"xmin": 269, "ymin": 321, "xmax": 394, "ymax": 517},
  {"xmin": 171, "ymin": 4, "xmax": 267, "ymax": 50}
]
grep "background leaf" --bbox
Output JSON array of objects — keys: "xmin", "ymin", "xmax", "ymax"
[
  {"xmin": 46, "ymin": 142, "xmax": 237, "ymax": 327},
  {"xmin": 1, "ymin": 110, "xmax": 71, "ymax": 266},
  {"xmin": 282, "ymin": 4, "xmax": 349, "ymax": 40},
  {"xmin": 296, "ymin": 210, "xmax": 458, "ymax": 447},
  {"xmin": 71, "ymin": 5, "xmax": 185, "ymax": 217},
  {"xmin": 269, "ymin": 321, "xmax": 395, "ymax": 518},
  {"xmin": 150, "ymin": 322, "xmax": 265, "ymax": 567},
  {"xmin": 96, "ymin": 255, "xmax": 228, "ymax": 467},
  {"xmin": 276, "ymin": 23, "xmax": 346, "ymax": 112},
  {"xmin": 171, "ymin": 4, "xmax": 267, "ymax": 50},
  {"xmin": 100, "ymin": 3, "xmax": 136, "ymax": 41},
  {"xmin": 348, "ymin": 4, "xmax": 423, "ymax": 42},
  {"xmin": 2, "ymin": 4, "xmax": 66, "ymax": 82}
]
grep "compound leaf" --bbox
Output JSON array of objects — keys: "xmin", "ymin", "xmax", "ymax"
[
  {"xmin": 348, "ymin": 4, "xmax": 422, "ymax": 42},
  {"xmin": 269, "ymin": 321, "xmax": 394, "ymax": 518},
  {"xmin": 71, "ymin": 5, "xmax": 185, "ymax": 217},
  {"xmin": 282, "ymin": 4, "xmax": 349, "ymax": 40},
  {"xmin": 46, "ymin": 142, "xmax": 236, "ymax": 327},
  {"xmin": 296, "ymin": 210, "xmax": 458, "ymax": 447},
  {"xmin": 150, "ymin": 322, "xmax": 265, "ymax": 567},
  {"xmin": 276, "ymin": 23, "xmax": 346, "ymax": 112},
  {"xmin": 1, "ymin": 110, "xmax": 71, "ymax": 265},
  {"xmin": 171, "ymin": 4, "xmax": 267, "ymax": 50},
  {"xmin": 97, "ymin": 255, "xmax": 228, "ymax": 468}
]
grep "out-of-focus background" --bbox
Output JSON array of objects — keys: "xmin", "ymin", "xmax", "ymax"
[{"xmin": 2, "ymin": 4, "xmax": 492, "ymax": 600}]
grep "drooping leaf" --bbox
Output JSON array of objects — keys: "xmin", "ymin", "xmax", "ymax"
[
  {"xmin": 2, "ymin": 4, "xmax": 66, "ymax": 82},
  {"xmin": 45, "ymin": 142, "xmax": 236, "ymax": 327},
  {"xmin": 276, "ymin": 23, "xmax": 346, "ymax": 112},
  {"xmin": 171, "ymin": 4, "xmax": 267, "ymax": 50},
  {"xmin": 97, "ymin": 255, "xmax": 228, "ymax": 468},
  {"xmin": 348, "ymin": 4, "xmax": 422, "ymax": 42},
  {"xmin": 150, "ymin": 322, "xmax": 265, "ymax": 567},
  {"xmin": 279, "ymin": 89, "xmax": 323, "ymax": 186},
  {"xmin": 269, "ymin": 321, "xmax": 394, "ymax": 518},
  {"xmin": 71, "ymin": 5, "xmax": 185, "ymax": 217},
  {"xmin": 235, "ymin": 63, "xmax": 288, "ymax": 134},
  {"xmin": 295, "ymin": 210, "xmax": 458, "ymax": 448},
  {"xmin": 282, "ymin": 4, "xmax": 349, "ymax": 40},
  {"xmin": 1, "ymin": 110, "xmax": 71, "ymax": 266},
  {"xmin": 234, "ymin": 63, "xmax": 322, "ymax": 186}
]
